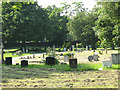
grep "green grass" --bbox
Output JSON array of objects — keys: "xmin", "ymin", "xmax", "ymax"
[{"xmin": 3, "ymin": 63, "xmax": 119, "ymax": 71}]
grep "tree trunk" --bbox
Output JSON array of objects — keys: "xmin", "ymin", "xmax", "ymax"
[
  {"xmin": 2, "ymin": 48, "xmax": 4, "ymax": 64},
  {"xmin": 105, "ymin": 46, "xmax": 107, "ymax": 54},
  {"xmin": 22, "ymin": 41, "xmax": 26, "ymax": 53}
]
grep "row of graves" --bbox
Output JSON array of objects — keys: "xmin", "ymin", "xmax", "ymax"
[
  {"xmin": 4, "ymin": 45, "xmax": 79, "ymax": 68},
  {"xmin": 4, "ymin": 45, "xmax": 120, "ymax": 69}
]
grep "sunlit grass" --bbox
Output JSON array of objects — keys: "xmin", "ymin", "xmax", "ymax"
[
  {"xmin": 3, "ymin": 53, "xmax": 32, "ymax": 59},
  {"xmin": 3, "ymin": 63, "xmax": 119, "ymax": 71}
]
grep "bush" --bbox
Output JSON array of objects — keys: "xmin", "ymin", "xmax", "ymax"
[{"xmin": 99, "ymin": 50, "xmax": 103, "ymax": 55}]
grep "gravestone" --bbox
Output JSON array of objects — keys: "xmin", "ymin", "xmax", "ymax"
[
  {"xmin": 12, "ymin": 52, "xmax": 14, "ymax": 55},
  {"xmin": 64, "ymin": 48, "xmax": 66, "ymax": 52},
  {"xmin": 102, "ymin": 60, "xmax": 112, "ymax": 68},
  {"xmin": 21, "ymin": 60, "xmax": 28, "ymax": 67},
  {"xmin": 5, "ymin": 57, "xmax": 12, "ymax": 65},
  {"xmin": 88, "ymin": 56, "xmax": 93, "ymax": 62},
  {"xmin": 7, "ymin": 51, "xmax": 9, "ymax": 54},
  {"xmin": 26, "ymin": 49, "xmax": 28, "ymax": 53},
  {"xmin": 23, "ymin": 47, "xmax": 25, "ymax": 53},
  {"xmin": 33, "ymin": 54, "xmax": 35, "ymax": 58},
  {"xmin": 93, "ymin": 52, "xmax": 99, "ymax": 61},
  {"xmin": 93, "ymin": 55, "xmax": 99, "ymax": 61},
  {"xmin": 69, "ymin": 59, "xmax": 77, "ymax": 68},
  {"xmin": 46, "ymin": 57, "xmax": 55, "ymax": 65},
  {"xmin": 53, "ymin": 45, "xmax": 55, "ymax": 51},
  {"xmin": 78, "ymin": 49, "xmax": 80, "ymax": 52},
  {"xmin": 64, "ymin": 55, "xmax": 69, "ymax": 62},
  {"xmin": 86, "ymin": 46, "xmax": 88, "ymax": 50},
  {"xmin": 111, "ymin": 53, "xmax": 120, "ymax": 64},
  {"xmin": 72, "ymin": 45, "xmax": 74, "ymax": 51}
]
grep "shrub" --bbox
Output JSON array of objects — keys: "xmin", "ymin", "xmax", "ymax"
[{"xmin": 99, "ymin": 50, "xmax": 103, "ymax": 55}]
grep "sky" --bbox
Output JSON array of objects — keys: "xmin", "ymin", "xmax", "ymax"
[{"xmin": 37, "ymin": 0, "xmax": 97, "ymax": 10}]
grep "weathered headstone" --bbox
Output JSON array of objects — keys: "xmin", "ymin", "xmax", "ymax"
[
  {"xmin": 26, "ymin": 49, "xmax": 28, "ymax": 53},
  {"xmin": 111, "ymin": 53, "xmax": 120, "ymax": 64},
  {"xmin": 53, "ymin": 45, "xmax": 55, "ymax": 51},
  {"xmin": 69, "ymin": 59, "xmax": 77, "ymax": 68},
  {"xmin": 23, "ymin": 47, "xmax": 25, "ymax": 53},
  {"xmin": 12, "ymin": 52, "xmax": 14, "ymax": 55},
  {"xmin": 7, "ymin": 51, "xmax": 9, "ymax": 54},
  {"xmin": 21, "ymin": 60, "xmax": 28, "ymax": 67},
  {"xmin": 64, "ymin": 55, "xmax": 69, "ymax": 62},
  {"xmin": 86, "ymin": 46, "xmax": 88, "ymax": 50},
  {"xmin": 46, "ymin": 57, "xmax": 55, "ymax": 65},
  {"xmin": 64, "ymin": 48, "xmax": 66, "ymax": 52},
  {"xmin": 5, "ymin": 57, "xmax": 12, "ymax": 65},
  {"xmin": 72, "ymin": 45, "xmax": 74, "ymax": 51},
  {"xmin": 93, "ymin": 52, "xmax": 99, "ymax": 61},
  {"xmin": 88, "ymin": 56, "xmax": 93, "ymax": 62},
  {"xmin": 33, "ymin": 54, "xmax": 35, "ymax": 58},
  {"xmin": 102, "ymin": 60, "xmax": 112, "ymax": 68},
  {"xmin": 93, "ymin": 55, "xmax": 99, "ymax": 61}
]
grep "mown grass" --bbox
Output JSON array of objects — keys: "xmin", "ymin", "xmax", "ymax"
[{"xmin": 2, "ymin": 63, "xmax": 119, "ymax": 71}]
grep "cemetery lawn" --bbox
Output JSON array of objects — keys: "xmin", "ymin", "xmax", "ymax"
[
  {"xmin": 1, "ymin": 49, "xmax": 119, "ymax": 88},
  {"xmin": 1, "ymin": 63, "xmax": 119, "ymax": 88}
]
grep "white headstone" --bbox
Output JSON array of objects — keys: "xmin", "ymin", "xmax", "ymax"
[
  {"xmin": 72, "ymin": 45, "xmax": 74, "ymax": 51},
  {"xmin": 64, "ymin": 48, "xmax": 66, "ymax": 52},
  {"xmin": 86, "ymin": 46, "xmax": 88, "ymax": 50},
  {"xmin": 23, "ymin": 47, "xmax": 25, "ymax": 53},
  {"xmin": 64, "ymin": 55, "xmax": 69, "ymax": 62},
  {"xmin": 7, "ymin": 51, "xmax": 9, "ymax": 54},
  {"xmin": 53, "ymin": 45, "xmax": 55, "ymax": 51},
  {"xmin": 26, "ymin": 49, "xmax": 28, "ymax": 53}
]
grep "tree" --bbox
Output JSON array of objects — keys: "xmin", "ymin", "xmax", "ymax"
[
  {"xmin": 94, "ymin": 2, "xmax": 119, "ymax": 49},
  {"xmin": 2, "ymin": 2, "xmax": 52, "ymax": 48},
  {"xmin": 68, "ymin": 10, "xmax": 98, "ymax": 49},
  {"xmin": 46, "ymin": 5, "xmax": 69, "ymax": 46}
]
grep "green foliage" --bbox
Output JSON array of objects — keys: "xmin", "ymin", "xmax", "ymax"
[
  {"xmin": 98, "ymin": 50, "xmax": 103, "ymax": 55},
  {"xmin": 94, "ymin": 2, "xmax": 119, "ymax": 47}
]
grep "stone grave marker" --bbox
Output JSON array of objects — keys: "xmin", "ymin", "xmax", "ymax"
[
  {"xmin": 22, "ymin": 47, "xmax": 25, "ymax": 53},
  {"xmin": 86, "ymin": 46, "xmax": 88, "ymax": 50},
  {"xmin": 26, "ymin": 49, "xmax": 28, "ymax": 53},
  {"xmin": 64, "ymin": 55, "xmax": 69, "ymax": 62},
  {"xmin": 33, "ymin": 54, "xmax": 35, "ymax": 58},
  {"xmin": 5, "ymin": 57, "xmax": 12, "ymax": 65},
  {"xmin": 88, "ymin": 56, "xmax": 93, "ymax": 62},
  {"xmin": 46, "ymin": 57, "xmax": 55, "ymax": 65},
  {"xmin": 93, "ymin": 52, "xmax": 99, "ymax": 61},
  {"xmin": 21, "ymin": 60, "xmax": 28, "ymax": 67},
  {"xmin": 111, "ymin": 53, "xmax": 120, "ymax": 64},
  {"xmin": 7, "ymin": 51, "xmax": 9, "ymax": 54},
  {"xmin": 80, "ymin": 48, "xmax": 83, "ymax": 52},
  {"xmin": 64, "ymin": 47, "xmax": 66, "ymax": 52},
  {"xmin": 69, "ymin": 59, "xmax": 77, "ymax": 68},
  {"xmin": 102, "ymin": 60, "xmax": 112, "ymax": 68},
  {"xmin": 72, "ymin": 45, "xmax": 74, "ymax": 51}
]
